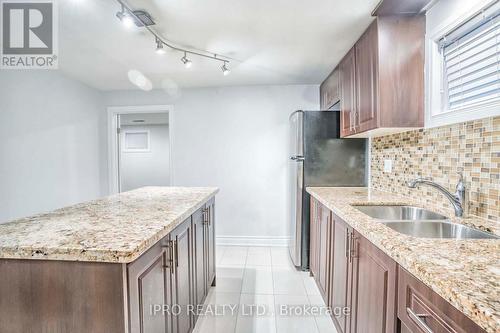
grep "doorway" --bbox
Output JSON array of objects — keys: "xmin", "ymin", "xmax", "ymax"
[{"xmin": 107, "ymin": 106, "xmax": 173, "ymax": 194}]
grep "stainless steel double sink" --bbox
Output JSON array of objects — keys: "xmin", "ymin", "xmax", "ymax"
[{"xmin": 352, "ymin": 205, "xmax": 498, "ymax": 240}]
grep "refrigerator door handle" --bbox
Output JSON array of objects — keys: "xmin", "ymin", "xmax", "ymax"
[{"xmin": 290, "ymin": 155, "xmax": 305, "ymax": 161}]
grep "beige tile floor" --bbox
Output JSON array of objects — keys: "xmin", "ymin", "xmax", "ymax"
[{"xmin": 193, "ymin": 246, "xmax": 339, "ymax": 333}]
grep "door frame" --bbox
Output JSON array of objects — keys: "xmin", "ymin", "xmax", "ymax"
[{"xmin": 107, "ymin": 105, "xmax": 174, "ymax": 194}]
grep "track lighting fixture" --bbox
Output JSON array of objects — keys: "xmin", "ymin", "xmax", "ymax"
[
  {"xmin": 181, "ymin": 52, "xmax": 192, "ymax": 68},
  {"xmin": 155, "ymin": 38, "xmax": 166, "ymax": 55},
  {"xmin": 221, "ymin": 62, "xmax": 230, "ymax": 76},
  {"xmin": 116, "ymin": 0, "xmax": 231, "ymax": 74},
  {"xmin": 116, "ymin": 5, "xmax": 135, "ymax": 28}
]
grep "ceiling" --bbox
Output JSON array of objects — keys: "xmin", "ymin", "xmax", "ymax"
[{"xmin": 59, "ymin": 0, "xmax": 378, "ymax": 91}]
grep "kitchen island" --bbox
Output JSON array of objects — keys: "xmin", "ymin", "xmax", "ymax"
[{"xmin": 0, "ymin": 186, "xmax": 218, "ymax": 333}]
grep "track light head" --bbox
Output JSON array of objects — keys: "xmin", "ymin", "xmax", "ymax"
[
  {"xmin": 116, "ymin": 7, "xmax": 135, "ymax": 29},
  {"xmin": 155, "ymin": 38, "xmax": 166, "ymax": 55},
  {"xmin": 221, "ymin": 62, "xmax": 230, "ymax": 76},
  {"xmin": 181, "ymin": 53, "xmax": 192, "ymax": 68}
]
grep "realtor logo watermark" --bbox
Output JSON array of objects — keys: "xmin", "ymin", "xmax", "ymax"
[{"xmin": 1, "ymin": 0, "xmax": 58, "ymax": 69}]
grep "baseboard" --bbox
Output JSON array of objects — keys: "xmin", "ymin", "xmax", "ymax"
[{"xmin": 216, "ymin": 235, "xmax": 290, "ymax": 247}]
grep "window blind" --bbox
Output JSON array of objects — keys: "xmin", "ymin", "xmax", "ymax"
[{"xmin": 440, "ymin": 1, "xmax": 500, "ymax": 110}]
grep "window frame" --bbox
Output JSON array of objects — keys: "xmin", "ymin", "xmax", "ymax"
[
  {"xmin": 122, "ymin": 129, "xmax": 151, "ymax": 153},
  {"xmin": 426, "ymin": 0, "xmax": 500, "ymax": 128}
]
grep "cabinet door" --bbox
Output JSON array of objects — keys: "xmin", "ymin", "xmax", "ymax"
[
  {"xmin": 349, "ymin": 232, "xmax": 397, "ymax": 333},
  {"xmin": 171, "ymin": 219, "xmax": 194, "ymax": 333},
  {"xmin": 320, "ymin": 68, "xmax": 340, "ymax": 110},
  {"xmin": 309, "ymin": 198, "xmax": 320, "ymax": 278},
  {"xmin": 205, "ymin": 199, "xmax": 216, "ymax": 287},
  {"xmin": 339, "ymin": 48, "xmax": 356, "ymax": 137},
  {"xmin": 355, "ymin": 21, "xmax": 378, "ymax": 133},
  {"xmin": 329, "ymin": 215, "xmax": 352, "ymax": 333},
  {"xmin": 192, "ymin": 207, "xmax": 207, "ymax": 308},
  {"xmin": 128, "ymin": 237, "xmax": 171, "ymax": 333},
  {"xmin": 316, "ymin": 204, "xmax": 331, "ymax": 300}
]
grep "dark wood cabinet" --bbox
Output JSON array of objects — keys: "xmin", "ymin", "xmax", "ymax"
[
  {"xmin": 329, "ymin": 214, "xmax": 352, "ymax": 333},
  {"xmin": 128, "ymin": 200, "xmax": 216, "ymax": 333},
  {"xmin": 317, "ymin": 204, "xmax": 331, "ymax": 299},
  {"xmin": 309, "ymin": 196, "xmax": 485, "ymax": 333},
  {"xmin": 355, "ymin": 20, "xmax": 378, "ymax": 134},
  {"xmin": 309, "ymin": 199, "xmax": 331, "ymax": 300},
  {"xmin": 205, "ymin": 198, "xmax": 216, "ymax": 287},
  {"xmin": 320, "ymin": 68, "xmax": 340, "ymax": 110},
  {"xmin": 339, "ymin": 48, "xmax": 357, "ymax": 137},
  {"xmin": 128, "ymin": 236, "xmax": 172, "ymax": 333},
  {"xmin": 319, "ymin": 207, "xmax": 397, "ymax": 333},
  {"xmin": 192, "ymin": 208, "xmax": 207, "ymax": 308},
  {"xmin": 309, "ymin": 197, "xmax": 320, "ymax": 278},
  {"xmin": 398, "ymin": 267, "xmax": 486, "ymax": 333},
  {"xmin": 192, "ymin": 198, "xmax": 217, "ymax": 319},
  {"xmin": 322, "ymin": 15, "xmax": 425, "ymax": 138},
  {"xmin": 170, "ymin": 218, "xmax": 194, "ymax": 333},
  {"xmin": 350, "ymin": 231, "xmax": 397, "ymax": 333}
]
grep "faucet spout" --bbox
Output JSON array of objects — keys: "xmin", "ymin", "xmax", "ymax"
[{"xmin": 407, "ymin": 174, "xmax": 466, "ymax": 217}]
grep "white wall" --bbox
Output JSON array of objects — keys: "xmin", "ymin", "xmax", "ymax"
[
  {"xmin": 0, "ymin": 71, "xmax": 107, "ymax": 223},
  {"xmin": 120, "ymin": 124, "xmax": 170, "ymax": 192},
  {"xmin": 104, "ymin": 85, "xmax": 319, "ymax": 245}
]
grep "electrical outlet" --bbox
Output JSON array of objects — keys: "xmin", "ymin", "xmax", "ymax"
[{"xmin": 384, "ymin": 159, "xmax": 393, "ymax": 173}]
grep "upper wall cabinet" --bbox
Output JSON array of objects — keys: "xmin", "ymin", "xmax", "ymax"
[
  {"xmin": 320, "ymin": 68, "xmax": 340, "ymax": 110},
  {"xmin": 339, "ymin": 48, "xmax": 357, "ymax": 137},
  {"xmin": 322, "ymin": 15, "xmax": 425, "ymax": 138}
]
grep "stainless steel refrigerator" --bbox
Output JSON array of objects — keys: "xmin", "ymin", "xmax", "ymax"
[{"xmin": 289, "ymin": 110, "xmax": 367, "ymax": 270}]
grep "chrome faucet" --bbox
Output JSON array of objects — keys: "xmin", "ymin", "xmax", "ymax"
[{"xmin": 407, "ymin": 173, "xmax": 467, "ymax": 217}]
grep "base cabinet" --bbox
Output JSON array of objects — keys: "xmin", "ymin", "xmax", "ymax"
[
  {"xmin": 309, "ymin": 197, "xmax": 484, "ymax": 333},
  {"xmin": 205, "ymin": 199, "xmax": 216, "ymax": 288},
  {"xmin": 398, "ymin": 267, "xmax": 485, "ymax": 333},
  {"xmin": 329, "ymin": 215, "xmax": 352, "ymax": 333},
  {"xmin": 170, "ymin": 218, "xmax": 194, "ymax": 333},
  {"xmin": 350, "ymin": 232, "xmax": 397, "ymax": 333},
  {"xmin": 317, "ymin": 203, "xmax": 331, "ymax": 299},
  {"xmin": 128, "ymin": 199, "xmax": 217, "ymax": 333}
]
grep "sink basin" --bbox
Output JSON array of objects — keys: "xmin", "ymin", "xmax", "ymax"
[
  {"xmin": 382, "ymin": 221, "xmax": 499, "ymax": 239},
  {"xmin": 353, "ymin": 205, "xmax": 448, "ymax": 221}
]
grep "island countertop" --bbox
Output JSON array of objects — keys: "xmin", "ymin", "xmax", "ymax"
[
  {"xmin": 0, "ymin": 187, "xmax": 218, "ymax": 263},
  {"xmin": 306, "ymin": 186, "xmax": 500, "ymax": 333}
]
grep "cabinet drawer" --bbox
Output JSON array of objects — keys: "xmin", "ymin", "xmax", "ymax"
[{"xmin": 398, "ymin": 267, "xmax": 485, "ymax": 333}]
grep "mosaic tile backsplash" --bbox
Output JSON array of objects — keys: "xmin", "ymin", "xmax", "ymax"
[{"xmin": 371, "ymin": 116, "xmax": 500, "ymax": 221}]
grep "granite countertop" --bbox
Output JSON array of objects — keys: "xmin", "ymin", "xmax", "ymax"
[
  {"xmin": 307, "ymin": 187, "xmax": 500, "ymax": 333},
  {"xmin": 0, "ymin": 187, "xmax": 218, "ymax": 263}
]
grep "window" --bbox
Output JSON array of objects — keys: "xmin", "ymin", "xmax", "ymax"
[
  {"xmin": 123, "ymin": 130, "xmax": 150, "ymax": 152},
  {"xmin": 426, "ymin": 0, "xmax": 500, "ymax": 127},
  {"xmin": 440, "ymin": 1, "xmax": 500, "ymax": 110}
]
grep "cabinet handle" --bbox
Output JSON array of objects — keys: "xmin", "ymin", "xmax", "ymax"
[
  {"xmin": 345, "ymin": 231, "xmax": 350, "ymax": 259},
  {"xmin": 173, "ymin": 240, "xmax": 179, "ymax": 268},
  {"xmin": 407, "ymin": 308, "xmax": 434, "ymax": 333},
  {"xmin": 349, "ymin": 233, "xmax": 357, "ymax": 262},
  {"xmin": 162, "ymin": 241, "xmax": 174, "ymax": 269},
  {"xmin": 202, "ymin": 207, "xmax": 209, "ymax": 225}
]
